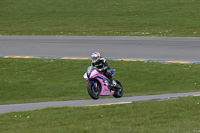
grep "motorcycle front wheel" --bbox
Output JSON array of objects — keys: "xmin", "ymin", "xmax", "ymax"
[{"xmin": 87, "ymin": 82, "xmax": 100, "ymax": 100}]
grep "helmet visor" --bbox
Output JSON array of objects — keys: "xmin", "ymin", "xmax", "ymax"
[{"xmin": 92, "ymin": 57, "xmax": 97, "ymax": 60}]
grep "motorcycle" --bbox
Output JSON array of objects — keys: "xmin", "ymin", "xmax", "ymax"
[{"xmin": 83, "ymin": 66, "xmax": 123, "ymax": 100}]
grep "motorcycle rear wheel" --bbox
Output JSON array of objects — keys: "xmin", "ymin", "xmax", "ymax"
[{"xmin": 113, "ymin": 80, "xmax": 123, "ymax": 98}]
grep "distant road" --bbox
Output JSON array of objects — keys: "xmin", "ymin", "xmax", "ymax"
[{"xmin": 0, "ymin": 36, "xmax": 200, "ymax": 62}]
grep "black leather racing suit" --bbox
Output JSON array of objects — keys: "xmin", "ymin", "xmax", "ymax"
[{"xmin": 91, "ymin": 57, "xmax": 112, "ymax": 80}]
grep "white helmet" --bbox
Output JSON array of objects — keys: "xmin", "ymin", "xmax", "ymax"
[{"xmin": 91, "ymin": 52, "xmax": 100, "ymax": 63}]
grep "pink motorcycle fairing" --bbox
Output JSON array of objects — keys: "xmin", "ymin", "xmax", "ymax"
[{"xmin": 84, "ymin": 66, "xmax": 115, "ymax": 96}]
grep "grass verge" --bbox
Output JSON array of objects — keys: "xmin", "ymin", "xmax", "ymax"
[
  {"xmin": 0, "ymin": 0, "xmax": 200, "ymax": 37},
  {"xmin": 0, "ymin": 58, "xmax": 200, "ymax": 105},
  {"xmin": 0, "ymin": 96, "xmax": 200, "ymax": 133}
]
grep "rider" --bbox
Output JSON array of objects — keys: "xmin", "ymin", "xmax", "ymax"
[{"xmin": 91, "ymin": 52, "xmax": 116, "ymax": 89}]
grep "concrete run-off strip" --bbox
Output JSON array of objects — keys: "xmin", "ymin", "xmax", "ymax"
[{"xmin": 0, "ymin": 92, "xmax": 200, "ymax": 114}]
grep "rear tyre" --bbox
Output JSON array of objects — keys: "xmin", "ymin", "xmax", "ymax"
[
  {"xmin": 87, "ymin": 82, "xmax": 100, "ymax": 100},
  {"xmin": 113, "ymin": 80, "xmax": 123, "ymax": 98}
]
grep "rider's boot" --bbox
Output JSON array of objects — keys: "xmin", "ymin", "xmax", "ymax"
[
  {"xmin": 111, "ymin": 78, "xmax": 122, "ymax": 91},
  {"xmin": 108, "ymin": 78, "xmax": 117, "ymax": 90}
]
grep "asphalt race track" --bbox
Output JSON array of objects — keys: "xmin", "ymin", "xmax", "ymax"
[
  {"xmin": 0, "ymin": 36, "xmax": 200, "ymax": 62},
  {"xmin": 1, "ymin": 36, "xmax": 200, "ymax": 114}
]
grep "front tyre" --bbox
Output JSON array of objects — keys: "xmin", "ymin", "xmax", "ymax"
[
  {"xmin": 87, "ymin": 82, "xmax": 100, "ymax": 100},
  {"xmin": 113, "ymin": 80, "xmax": 123, "ymax": 98}
]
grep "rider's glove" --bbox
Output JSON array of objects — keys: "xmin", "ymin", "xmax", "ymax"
[{"xmin": 98, "ymin": 68, "xmax": 104, "ymax": 71}]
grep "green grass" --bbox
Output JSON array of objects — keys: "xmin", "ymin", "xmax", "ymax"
[
  {"xmin": 0, "ymin": 0, "xmax": 200, "ymax": 37},
  {"xmin": 1, "ymin": 58, "xmax": 200, "ymax": 105},
  {"xmin": 1, "ymin": 96, "xmax": 200, "ymax": 133}
]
